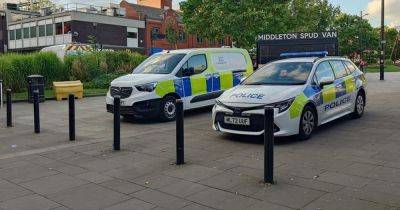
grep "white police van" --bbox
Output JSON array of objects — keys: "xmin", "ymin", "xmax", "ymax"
[
  {"xmin": 106, "ymin": 48, "xmax": 254, "ymax": 121},
  {"xmin": 212, "ymin": 54, "xmax": 366, "ymax": 140}
]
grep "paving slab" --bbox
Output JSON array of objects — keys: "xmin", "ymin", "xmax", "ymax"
[{"xmin": 0, "ymin": 194, "xmax": 61, "ymax": 210}]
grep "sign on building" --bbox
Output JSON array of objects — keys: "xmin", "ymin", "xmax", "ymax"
[{"xmin": 256, "ymin": 31, "xmax": 339, "ymax": 65}]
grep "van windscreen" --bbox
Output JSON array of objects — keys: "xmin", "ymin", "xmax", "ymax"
[{"xmin": 133, "ymin": 53, "xmax": 186, "ymax": 74}]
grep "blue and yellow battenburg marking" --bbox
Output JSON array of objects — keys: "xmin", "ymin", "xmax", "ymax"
[
  {"xmin": 289, "ymin": 74, "xmax": 359, "ymax": 119},
  {"xmin": 155, "ymin": 71, "xmax": 246, "ymax": 98}
]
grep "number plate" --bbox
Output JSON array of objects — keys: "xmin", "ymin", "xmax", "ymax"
[{"xmin": 224, "ymin": 116, "xmax": 250, "ymax": 126}]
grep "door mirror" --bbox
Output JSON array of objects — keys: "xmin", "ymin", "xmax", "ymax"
[
  {"xmin": 182, "ymin": 67, "xmax": 195, "ymax": 77},
  {"xmin": 319, "ymin": 77, "xmax": 334, "ymax": 88}
]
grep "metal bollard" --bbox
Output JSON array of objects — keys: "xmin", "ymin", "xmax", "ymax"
[
  {"xmin": 113, "ymin": 96, "xmax": 121, "ymax": 151},
  {"xmin": 33, "ymin": 90, "xmax": 40, "ymax": 133},
  {"xmin": 264, "ymin": 107, "xmax": 274, "ymax": 184},
  {"xmin": 69, "ymin": 94, "xmax": 75, "ymax": 141},
  {"xmin": 176, "ymin": 99, "xmax": 184, "ymax": 165},
  {"xmin": 6, "ymin": 89, "xmax": 12, "ymax": 127}
]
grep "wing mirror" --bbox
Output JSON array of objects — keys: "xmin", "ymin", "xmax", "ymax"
[
  {"xmin": 319, "ymin": 77, "xmax": 334, "ymax": 88},
  {"xmin": 182, "ymin": 67, "xmax": 195, "ymax": 77}
]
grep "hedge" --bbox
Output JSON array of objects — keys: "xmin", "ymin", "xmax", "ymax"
[{"xmin": 0, "ymin": 51, "xmax": 147, "ymax": 93}]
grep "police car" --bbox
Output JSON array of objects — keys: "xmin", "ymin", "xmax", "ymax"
[
  {"xmin": 106, "ymin": 48, "xmax": 254, "ymax": 121},
  {"xmin": 212, "ymin": 56, "xmax": 366, "ymax": 140}
]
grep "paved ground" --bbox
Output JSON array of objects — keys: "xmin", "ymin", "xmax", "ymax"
[{"xmin": 0, "ymin": 73, "xmax": 400, "ymax": 210}]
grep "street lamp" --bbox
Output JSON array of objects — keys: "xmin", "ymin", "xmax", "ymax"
[
  {"xmin": 359, "ymin": 11, "xmax": 369, "ymax": 54},
  {"xmin": 380, "ymin": 0, "xmax": 385, "ymax": 80}
]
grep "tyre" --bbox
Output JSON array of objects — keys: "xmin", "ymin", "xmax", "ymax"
[
  {"xmin": 298, "ymin": 105, "xmax": 317, "ymax": 140},
  {"xmin": 159, "ymin": 96, "xmax": 177, "ymax": 122},
  {"xmin": 351, "ymin": 92, "xmax": 365, "ymax": 119}
]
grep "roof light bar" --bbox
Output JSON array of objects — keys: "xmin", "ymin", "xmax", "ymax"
[{"xmin": 280, "ymin": 51, "xmax": 329, "ymax": 58}]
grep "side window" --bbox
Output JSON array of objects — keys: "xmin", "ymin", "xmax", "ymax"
[
  {"xmin": 188, "ymin": 54, "xmax": 207, "ymax": 74},
  {"xmin": 178, "ymin": 54, "xmax": 207, "ymax": 77},
  {"xmin": 330, "ymin": 60, "xmax": 348, "ymax": 78},
  {"xmin": 343, "ymin": 61, "xmax": 357, "ymax": 73},
  {"xmin": 315, "ymin": 61, "xmax": 335, "ymax": 83}
]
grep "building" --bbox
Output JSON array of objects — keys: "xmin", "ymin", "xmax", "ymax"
[
  {"xmin": 0, "ymin": 10, "xmax": 6, "ymax": 53},
  {"xmin": 120, "ymin": 0, "xmax": 231, "ymax": 55},
  {"xmin": 5, "ymin": 3, "xmax": 146, "ymax": 53}
]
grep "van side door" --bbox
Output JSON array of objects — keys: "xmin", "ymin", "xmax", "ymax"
[{"xmin": 176, "ymin": 54, "xmax": 212, "ymax": 108}]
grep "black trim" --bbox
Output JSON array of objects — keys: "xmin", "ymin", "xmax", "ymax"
[
  {"xmin": 190, "ymin": 91, "xmax": 224, "ymax": 103},
  {"xmin": 107, "ymin": 98, "xmax": 161, "ymax": 118}
]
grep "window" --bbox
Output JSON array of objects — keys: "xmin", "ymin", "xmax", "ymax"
[
  {"xmin": 188, "ymin": 54, "xmax": 207, "ymax": 74},
  {"xmin": 45, "ymin": 24, "xmax": 53, "ymax": 36},
  {"xmin": 133, "ymin": 53, "xmax": 186, "ymax": 74},
  {"xmin": 178, "ymin": 31, "xmax": 185, "ymax": 42},
  {"xmin": 219, "ymin": 38, "xmax": 225, "ymax": 46},
  {"xmin": 330, "ymin": 60, "xmax": 348, "ymax": 78},
  {"xmin": 343, "ymin": 61, "xmax": 357, "ymax": 73},
  {"xmin": 9, "ymin": 30, "xmax": 15, "ymax": 40},
  {"xmin": 209, "ymin": 40, "xmax": 216, "ymax": 45},
  {"xmin": 55, "ymin": 22, "xmax": 63, "ymax": 35},
  {"xmin": 315, "ymin": 61, "xmax": 335, "ymax": 83},
  {"xmin": 63, "ymin": 22, "xmax": 71, "ymax": 34},
  {"xmin": 23, "ymin": 28, "xmax": 30, "ymax": 39},
  {"xmin": 127, "ymin": 32, "xmax": 137, "ymax": 39},
  {"xmin": 243, "ymin": 62, "xmax": 313, "ymax": 85},
  {"xmin": 30, "ymin": 26, "xmax": 37, "ymax": 38},
  {"xmin": 196, "ymin": 36, "xmax": 203, "ymax": 44},
  {"xmin": 15, "ymin": 29, "xmax": 22, "ymax": 40},
  {"xmin": 39, "ymin": 25, "xmax": 45, "ymax": 37},
  {"xmin": 151, "ymin": 27, "xmax": 160, "ymax": 34}
]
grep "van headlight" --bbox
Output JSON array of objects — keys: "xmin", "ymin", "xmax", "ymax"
[
  {"xmin": 135, "ymin": 82, "xmax": 157, "ymax": 92},
  {"xmin": 270, "ymin": 97, "xmax": 295, "ymax": 113}
]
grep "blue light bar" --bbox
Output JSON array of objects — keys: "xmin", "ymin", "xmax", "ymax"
[{"xmin": 280, "ymin": 51, "xmax": 329, "ymax": 58}]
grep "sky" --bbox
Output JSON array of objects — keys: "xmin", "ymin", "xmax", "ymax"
[{"xmin": 1, "ymin": 0, "xmax": 399, "ymax": 28}]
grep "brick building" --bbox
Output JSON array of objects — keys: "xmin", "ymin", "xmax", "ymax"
[{"xmin": 120, "ymin": 0, "xmax": 231, "ymax": 55}]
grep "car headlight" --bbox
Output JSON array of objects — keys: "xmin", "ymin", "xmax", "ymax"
[
  {"xmin": 135, "ymin": 82, "xmax": 157, "ymax": 92},
  {"xmin": 270, "ymin": 97, "xmax": 295, "ymax": 113}
]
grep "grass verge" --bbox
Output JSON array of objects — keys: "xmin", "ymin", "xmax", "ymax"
[{"xmin": 365, "ymin": 64, "xmax": 400, "ymax": 73}]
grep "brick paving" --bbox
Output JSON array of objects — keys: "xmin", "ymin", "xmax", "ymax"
[{"xmin": 0, "ymin": 73, "xmax": 400, "ymax": 210}]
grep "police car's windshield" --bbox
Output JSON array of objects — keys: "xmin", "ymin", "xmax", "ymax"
[
  {"xmin": 243, "ymin": 62, "xmax": 313, "ymax": 85},
  {"xmin": 133, "ymin": 53, "xmax": 186, "ymax": 74}
]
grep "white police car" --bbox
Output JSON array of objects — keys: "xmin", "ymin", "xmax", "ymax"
[{"xmin": 212, "ymin": 56, "xmax": 366, "ymax": 140}]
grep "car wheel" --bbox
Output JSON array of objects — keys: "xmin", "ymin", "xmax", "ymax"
[
  {"xmin": 159, "ymin": 96, "xmax": 177, "ymax": 122},
  {"xmin": 352, "ymin": 92, "xmax": 365, "ymax": 119},
  {"xmin": 298, "ymin": 105, "xmax": 317, "ymax": 140}
]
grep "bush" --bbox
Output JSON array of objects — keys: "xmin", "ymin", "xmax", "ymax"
[
  {"xmin": 0, "ymin": 52, "xmax": 66, "ymax": 92},
  {"xmin": 0, "ymin": 51, "xmax": 147, "ymax": 93}
]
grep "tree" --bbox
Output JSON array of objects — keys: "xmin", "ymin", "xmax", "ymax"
[
  {"xmin": 332, "ymin": 13, "xmax": 379, "ymax": 56},
  {"xmin": 165, "ymin": 20, "xmax": 179, "ymax": 49},
  {"xmin": 19, "ymin": 0, "xmax": 55, "ymax": 12},
  {"xmin": 180, "ymin": 0, "xmax": 340, "ymax": 49}
]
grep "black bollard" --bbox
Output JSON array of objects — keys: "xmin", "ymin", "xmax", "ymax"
[
  {"xmin": 6, "ymin": 89, "xmax": 12, "ymax": 127},
  {"xmin": 113, "ymin": 96, "xmax": 121, "ymax": 151},
  {"xmin": 33, "ymin": 90, "xmax": 40, "ymax": 133},
  {"xmin": 264, "ymin": 107, "xmax": 274, "ymax": 184},
  {"xmin": 69, "ymin": 94, "xmax": 75, "ymax": 141},
  {"xmin": 176, "ymin": 99, "xmax": 184, "ymax": 165}
]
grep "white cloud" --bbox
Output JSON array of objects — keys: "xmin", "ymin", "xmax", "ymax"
[{"xmin": 366, "ymin": 0, "xmax": 400, "ymax": 28}]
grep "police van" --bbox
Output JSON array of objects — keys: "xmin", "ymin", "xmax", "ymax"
[
  {"xmin": 212, "ymin": 54, "xmax": 366, "ymax": 140},
  {"xmin": 106, "ymin": 48, "xmax": 254, "ymax": 121}
]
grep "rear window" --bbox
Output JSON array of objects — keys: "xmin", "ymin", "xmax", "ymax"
[
  {"xmin": 211, "ymin": 52, "xmax": 247, "ymax": 71},
  {"xmin": 343, "ymin": 61, "xmax": 357, "ymax": 73},
  {"xmin": 330, "ymin": 60, "xmax": 348, "ymax": 78}
]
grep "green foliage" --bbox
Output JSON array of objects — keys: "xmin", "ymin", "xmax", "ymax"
[
  {"xmin": 0, "ymin": 52, "xmax": 67, "ymax": 92},
  {"xmin": 180, "ymin": 0, "xmax": 340, "ymax": 49},
  {"xmin": 166, "ymin": 20, "xmax": 179, "ymax": 49},
  {"xmin": 0, "ymin": 51, "xmax": 147, "ymax": 93}
]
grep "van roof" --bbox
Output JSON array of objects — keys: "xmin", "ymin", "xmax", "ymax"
[{"xmin": 157, "ymin": 48, "xmax": 247, "ymax": 54}]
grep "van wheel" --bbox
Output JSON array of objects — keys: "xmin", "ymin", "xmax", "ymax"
[
  {"xmin": 159, "ymin": 96, "xmax": 177, "ymax": 122},
  {"xmin": 351, "ymin": 92, "xmax": 365, "ymax": 119},
  {"xmin": 298, "ymin": 105, "xmax": 316, "ymax": 140}
]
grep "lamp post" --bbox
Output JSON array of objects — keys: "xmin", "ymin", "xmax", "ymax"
[
  {"xmin": 359, "ymin": 11, "xmax": 369, "ymax": 53},
  {"xmin": 380, "ymin": 0, "xmax": 385, "ymax": 81}
]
